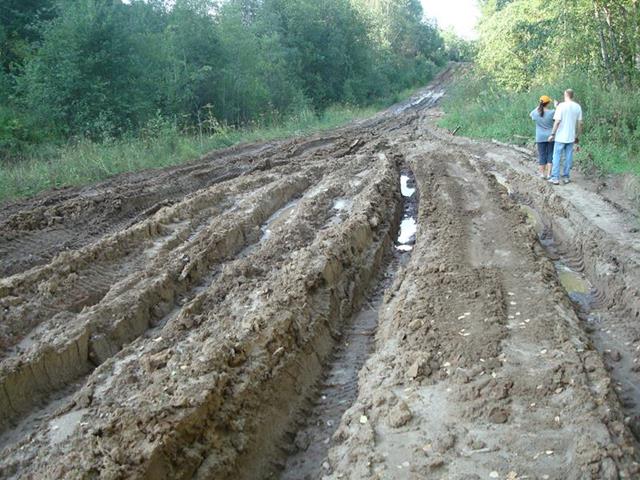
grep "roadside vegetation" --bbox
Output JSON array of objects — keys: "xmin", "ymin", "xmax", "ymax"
[
  {"xmin": 0, "ymin": 0, "xmax": 465, "ymax": 202},
  {"xmin": 440, "ymin": 0, "xmax": 640, "ymax": 176},
  {"xmin": 0, "ymin": 103, "xmax": 388, "ymax": 201}
]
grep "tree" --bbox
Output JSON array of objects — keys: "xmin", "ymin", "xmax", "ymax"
[
  {"xmin": 264, "ymin": 0, "xmax": 376, "ymax": 107},
  {"xmin": 441, "ymin": 29, "xmax": 477, "ymax": 62},
  {"xmin": 20, "ymin": 0, "xmax": 163, "ymax": 138},
  {"xmin": 476, "ymin": 0, "xmax": 639, "ymax": 90},
  {"xmin": 213, "ymin": 0, "xmax": 305, "ymax": 123},
  {"xmin": 2, "ymin": 0, "xmax": 448, "ymax": 151},
  {"xmin": 0, "ymin": 0, "xmax": 56, "ymax": 74}
]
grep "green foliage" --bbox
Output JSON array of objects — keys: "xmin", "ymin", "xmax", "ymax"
[
  {"xmin": 441, "ymin": 29, "xmax": 477, "ymax": 62},
  {"xmin": 266, "ymin": 0, "xmax": 364, "ymax": 107},
  {"xmin": 212, "ymin": 1, "xmax": 306, "ymax": 123},
  {"xmin": 0, "ymin": 0, "xmax": 56, "ymax": 73},
  {"xmin": 354, "ymin": 0, "xmax": 446, "ymax": 93},
  {"xmin": 479, "ymin": 0, "xmax": 515, "ymax": 14},
  {"xmin": 160, "ymin": 0, "xmax": 224, "ymax": 120},
  {"xmin": 439, "ymin": 71, "xmax": 532, "ymax": 139},
  {"xmin": 19, "ymin": 1, "xmax": 164, "ymax": 139},
  {"xmin": 440, "ymin": 70, "xmax": 640, "ymax": 176},
  {"xmin": 476, "ymin": 0, "xmax": 640, "ymax": 90},
  {"xmin": 0, "ymin": 106, "xmax": 37, "ymax": 158},
  {"xmin": 0, "ymin": 69, "xmax": 12, "ymax": 108},
  {"xmin": 0, "ymin": 0, "xmax": 445, "ymax": 164},
  {"xmin": 477, "ymin": 0, "xmax": 559, "ymax": 90}
]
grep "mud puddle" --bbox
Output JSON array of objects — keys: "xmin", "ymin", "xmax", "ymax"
[
  {"xmin": 555, "ymin": 262, "xmax": 591, "ymax": 308},
  {"xmin": 278, "ymin": 170, "xmax": 418, "ymax": 479},
  {"xmin": 332, "ymin": 198, "xmax": 353, "ymax": 212},
  {"xmin": 522, "ymin": 202, "xmax": 640, "ymax": 435},
  {"xmin": 0, "ymin": 378, "xmax": 85, "ymax": 451},
  {"xmin": 235, "ymin": 199, "xmax": 302, "ymax": 260},
  {"xmin": 259, "ymin": 199, "xmax": 300, "ymax": 242},
  {"xmin": 560, "ymin": 270, "xmax": 640, "ymax": 429},
  {"xmin": 394, "ymin": 90, "xmax": 444, "ymax": 114},
  {"xmin": 396, "ymin": 170, "xmax": 418, "ymax": 252},
  {"xmin": 553, "ymin": 257, "xmax": 640, "ymax": 426}
]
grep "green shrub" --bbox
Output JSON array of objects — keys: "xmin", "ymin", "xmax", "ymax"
[{"xmin": 0, "ymin": 106, "xmax": 45, "ymax": 159}]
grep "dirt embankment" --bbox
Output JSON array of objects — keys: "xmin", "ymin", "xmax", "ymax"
[{"xmin": 1, "ymin": 65, "xmax": 640, "ymax": 479}]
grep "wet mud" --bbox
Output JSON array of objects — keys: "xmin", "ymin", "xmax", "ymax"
[
  {"xmin": 1, "ymin": 65, "xmax": 640, "ymax": 479},
  {"xmin": 279, "ymin": 166, "xmax": 418, "ymax": 479}
]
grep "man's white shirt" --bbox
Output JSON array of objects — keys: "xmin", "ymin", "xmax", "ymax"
[{"xmin": 553, "ymin": 101, "xmax": 583, "ymax": 143}]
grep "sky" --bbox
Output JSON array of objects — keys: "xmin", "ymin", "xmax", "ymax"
[{"xmin": 421, "ymin": 0, "xmax": 480, "ymax": 40}]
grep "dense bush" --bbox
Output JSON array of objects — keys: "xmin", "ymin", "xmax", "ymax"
[
  {"xmin": 477, "ymin": 0, "xmax": 639, "ymax": 91},
  {"xmin": 0, "ymin": 0, "xmax": 449, "ymax": 158},
  {"xmin": 19, "ymin": 1, "xmax": 161, "ymax": 139}
]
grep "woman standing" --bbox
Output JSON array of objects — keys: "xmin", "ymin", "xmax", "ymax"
[{"xmin": 530, "ymin": 95, "xmax": 555, "ymax": 179}]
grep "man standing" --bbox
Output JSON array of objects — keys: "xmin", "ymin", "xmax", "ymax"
[{"xmin": 547, "ymin": 89, "xmax": 583, "ymax": 185}]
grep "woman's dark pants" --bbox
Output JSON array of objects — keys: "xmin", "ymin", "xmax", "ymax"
[{"xmin": 537, "ymin": 141, "xmax": 554, "ymax": 165}]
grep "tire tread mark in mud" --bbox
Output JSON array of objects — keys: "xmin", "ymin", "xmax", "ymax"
[
  {"xmin": 497, "ymin": 175, "xmax": 640, "ymax": 446},
  {"xmin": 0, "ymin": 172, "xmax": 314, "ymax": 434},
  {"xmin": 0, "ymin": 171, "xmax": 290, "ymax": 357},
  {"xmin": 279, "ymin": 166, "xmax": 416, "ymax": 480},
  {"xmin": 0, "ymin": 67, "xmax": 464, "ymax": 475}
]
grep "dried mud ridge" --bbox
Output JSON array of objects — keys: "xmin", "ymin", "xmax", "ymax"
[{"xmin": 1, "ymin": 66, "xmax": 640, "ymax": 479}]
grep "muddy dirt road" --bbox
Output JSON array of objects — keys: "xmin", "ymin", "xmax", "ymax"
[{"xmin": 2, "ymin": 66, "xmax": 640, "ymax": 479}]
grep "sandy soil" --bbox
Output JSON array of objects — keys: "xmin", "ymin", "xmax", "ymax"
[{"xmin": 1, "ymin": 66, "xmax": 639, "ymax": 479}]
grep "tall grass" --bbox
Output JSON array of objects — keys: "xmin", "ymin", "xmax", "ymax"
[
  {"xmin": 440, "ymin": 70, "xmax": 640, "ymax": 176},
  {"xmin": 0, "ymin": 104, "xmax": 381, "ymax": 203}
]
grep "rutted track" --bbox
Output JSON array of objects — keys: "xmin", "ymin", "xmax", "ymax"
[
  {"xmin": 2, "ymin": 65, "xmax": 640, "ymax": 479},
  {"xmin": 324, "ymin": 141, "xmax": 639, "ymax": 479},
  {"xmin": 0, "ymin": 66, "xmax": 448, "ymax": 478}
]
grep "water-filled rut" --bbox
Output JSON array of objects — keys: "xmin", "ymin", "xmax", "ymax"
[
  {"xmin": 278, "ymin": 168, "xmax": 418, "ymax": 479},
  {"xmin": 507, "ymin": 182, "xmax": 640, "ymax": 446},
  {"xmin": 527, "ymin": 204, "xmax": 640, "ymax": 437}
]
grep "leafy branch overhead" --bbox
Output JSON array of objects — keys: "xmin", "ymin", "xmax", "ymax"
[{"xmin": 476, "ymin": 0, "xmax": 639, "ymax": 90}]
